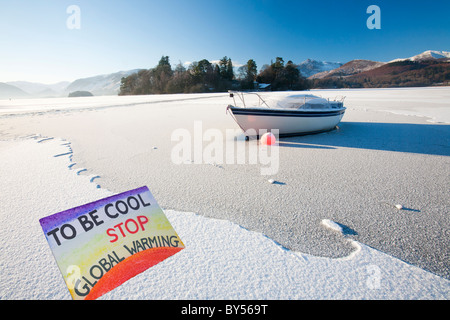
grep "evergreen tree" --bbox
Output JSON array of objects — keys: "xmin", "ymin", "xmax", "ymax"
[
  {"xmin": 154, "ymin": 55, "xmax": 173, "ymax": 92},
  {"xmin": 272, "ymin": 57, "xmax": 284, "ymax": 73},
  {"xmin": 246, "ymin": 59, "xmax": 257, "ymax": 82},
  {"xmin": 219, "ymin": 56, "xmax": 229, "ymax": 79},
  {"xmin": 218, "ymin": 56, "xmax": 234, "ymax": 81},
  {"xmin": 226, "ymin": 58, "xmax": 234, "ymax": 81},
  {"xmin": 237, "ymin": 59, "xmax": 258, "ymax": 89},
  {"xmin": 280, "ymin": 60, "xmax": 300, "ymax": 90}
]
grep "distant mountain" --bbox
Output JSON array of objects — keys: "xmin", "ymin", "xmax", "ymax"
[
  {"xmin": 3, "ymin": 50, "xmax": 448, "ymax": 99},
  {"xmin": 6, "ymin": 81, "xmax": 70, "ymax": 98},
  {"xmin": 308, "ymin": 50, "xmax": 450, "ymax": 81},
  {"xmin": 0, "ymin": 82, "xmax": 30, "ymax": 99},
  {"xmin": 1, "ymin": 70, "xmax": 142, "ymax": 99},
  {"xmin": 297, "ymin": 59, "xmax": 342, "ymax": 78},
  {"xmin": 312, "ymin": 57, "xmax": 450, "ymax": 88},
  {"xmin": 347, "ymin": 59, "xmax": 450, "ymax": 87},
  {"xmin": 65, "ymin": 69, "xmax": 142, "ymax": 96},
  {"xmin": 309, "ymin": 59, "xmax": 386, "ymax": 79},
  {"xmin": 390, "ymin": 50, "xmax": 450, "ymax": 62},
  {"xmin": 5, "ymin": 70, "xmax": 140, "ymax": 98}
]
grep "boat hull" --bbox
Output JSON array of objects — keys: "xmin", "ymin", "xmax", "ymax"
[{"xmin": 228, "ymin": 106, "xmax": 346, "ymax": 136}]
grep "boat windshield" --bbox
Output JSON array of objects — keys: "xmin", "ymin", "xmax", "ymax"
[
  {"xmin": 275, "ymin": 95, "xmax": 321, "ymax": 109},
  {"xmin": 275, "ymin": 95, "xmax": 344, "ymax": 110}
]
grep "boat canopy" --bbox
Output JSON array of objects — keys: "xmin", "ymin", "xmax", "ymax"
[{"xmin": 275, "ymin": 94, "xmax": 334, "ymax": 109}]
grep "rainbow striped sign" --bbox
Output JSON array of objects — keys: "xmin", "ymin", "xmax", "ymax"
[{"xmin": 40, "ymin": 186, "xmax": 185, "ymax": 300}]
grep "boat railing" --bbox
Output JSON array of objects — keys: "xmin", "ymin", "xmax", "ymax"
[
  {"xmin": 228, "ymin": 90, "xmax": 346, "ymax": 109},
  {"xmin": 228, "ymin": 90, "xmax": 271, "ymax": 108},
  {"xmin": 334, "ymin": 95, "xmax": 346, "ymax": 102}
]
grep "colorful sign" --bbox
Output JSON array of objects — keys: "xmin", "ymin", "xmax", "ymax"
[{"xmin": 39, "ymin": 186, "xmax": 185, "ymax": 300}]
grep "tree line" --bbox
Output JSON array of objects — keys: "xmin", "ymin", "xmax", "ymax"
[
  {"xmin": 119, "ymin": 56, "xmax": 450, "ymax": 95},
  {"xmin": 119, "ymin": 56, "xmax": 309, "ymax": 95}
]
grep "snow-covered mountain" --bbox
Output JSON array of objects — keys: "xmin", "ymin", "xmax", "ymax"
[
  {"xmin": 6, "ymin": 81, "xmax": 70, "ymax": 98},
  {"xmin": 307, "ymin": 50, "xmax": 449, "ymax": 80},
  {"xmin": 65, "ymin": 69, "xmax": 142, "ymax": 96},
  {"xmin": 2, "ymin": 50, "xmax": 448, "ymax": 99},
  {"xmin": 390, "ymin": 50, "xmax": 450, "ymax": 62},
  {"xmin": 297, "ymin": 59, "xmax": 342, "ymax": 78},
  {"xmin": 309, "ymin": 59, "xmax": 386, "ymax": 79},
  {"xmin": 0, "ymin": 82, "xmax": 30, "ymax": 99},
  {"xmin": 1, "ymin": 70, "xmax": 142, "ymax": 99}
]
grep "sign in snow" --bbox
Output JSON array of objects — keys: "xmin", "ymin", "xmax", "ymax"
[{"xmin": 39, "ymin": 186, "xmax": 185, "ymax": 300}]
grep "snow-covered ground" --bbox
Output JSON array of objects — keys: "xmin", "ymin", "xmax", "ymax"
[
  {"xmin": 0, "ymin": 137, "xmax": 448, "ymax": 300},
  {"xmin": 0, "ymin": 92, "xmax": 219, "ymax": 116},
  {"xmin": 310, "ymin": 87, "xmax": 450, "ymax": 124},
  {"xmin": 0, "ymin": 87, "xmax": 449, "ymax": 300},
  {"xmin": 2, "ymin": 87, "xmax": 449, "ymax": 124}
]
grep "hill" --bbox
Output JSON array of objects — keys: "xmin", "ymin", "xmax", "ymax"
[
  {"xmin": 297, "ymin": 59, "xmax": 342, "ymax": 78},
  {"xmin": 6, "ymin": 81, "xmax": 70, "ymax": 98},
  {"xmin": 309, "ymin": 59, "xmax": 386, "ymax": 79},
  {"xmin": 65, "ymin": 70, "xmax": 142, "ymax": 96},
  {"xmin": 348, "ymin": 59, "xmax": 450, "ymax": 87},
  {"xmin": 312, "ymin": 59, "xmax": 450, "ymax": 88},
  {"xmin": 68, "ymin": 91, "xmax": 94, "ymax": 97},
  {"xmin": 391, "ymin": 50, "xmax": 450, "ymax": 62},
  {"xmin": 4, "ymin": 70, "xmax": 139, "ymax": 98},
  {"xmin": 0, "ymin": 82, "xmax": 30, "ymax": 99}
]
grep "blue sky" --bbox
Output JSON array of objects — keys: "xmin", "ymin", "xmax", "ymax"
[{"xmin": 0, "ymin": 0, "xmax": 449, "ymax": 83}]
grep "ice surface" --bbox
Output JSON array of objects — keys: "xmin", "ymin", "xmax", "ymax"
[
  {"xmin": 1, "ymin": 87, "xmax": 449, "ymax": 299},
  {"xmin": 0, "ymin": 137, "xmax": 448, "ymax": 300}
]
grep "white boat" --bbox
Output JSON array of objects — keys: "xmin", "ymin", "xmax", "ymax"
[{"xmin": 226, "ymin": 91, "xmax": 346, "ymax": 137}]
